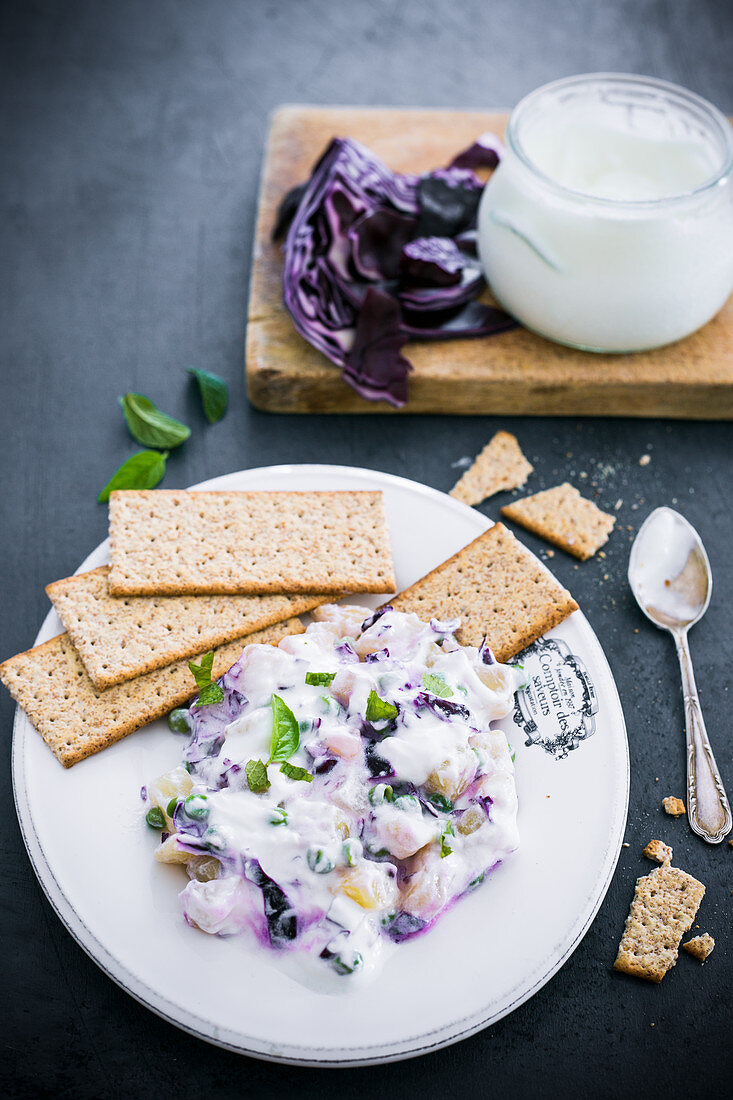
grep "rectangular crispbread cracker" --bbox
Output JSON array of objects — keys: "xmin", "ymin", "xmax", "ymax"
[
  {"xmin": 450, "ymin": 431, "xmax": 533, "ymax": 506},
  {"xmin": 388, "ymin": 523, "xmax": 578, "ymax": 660},
  {"xmin": 501, "ymin": 483, "xmax": 615, "ymax": 560},
  {"xmin": 0, "ymin": 618, "xmax": 304, "ymax": 768},
  {"xmin": 107, "ymin": 490, "xmax": 395, "ymax": 596},
  {"xmin": 47, "ymin": 565, "xmax": 329, "ymax": 689},
  {"xmin": 613, "ymin": 864, "xmax": 705, "ymax": 982}
]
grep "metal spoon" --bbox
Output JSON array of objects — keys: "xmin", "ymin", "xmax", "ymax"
[{"xmin": 628, "ymin": 506, "xmax": 731, "ymax": 844}]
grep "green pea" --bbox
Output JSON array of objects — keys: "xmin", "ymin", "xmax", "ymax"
[
  {"xmin": 168, "ymin": 708, "xmax": 191, "ymax": 733},
  {"xmin": 368, "ymin": 783, "xmax": 393, "ymax": 806},
  {"xmin": 307, "ymin": 847, "xmax": 334, "ymax": 874},
  {"xmin": 166, "ymin": 798, "xmax": 178, "ymax": 817},
  {"xmin": 332, "ymin": 951, "xmax": 363, "ymax": 976},
  {"xmin": 342, "ymin": 839, "xmax": 360, "ymax": 867},
  {"xmin": 184, "ymin": 794, "xmax": 209, "ymax": 821},
  {"xmin": 145, "ymin": 807, "xmax": 166, "ymax": 829}
]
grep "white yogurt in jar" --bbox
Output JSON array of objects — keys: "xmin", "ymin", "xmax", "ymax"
[{"xmin": 478, "ymin": 74, "xmax": 733, "ymax": 352}]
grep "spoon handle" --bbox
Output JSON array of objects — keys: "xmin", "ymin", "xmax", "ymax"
[{"xmin": 674, "ymin": 631, "xmax": 732, "ymax": 844}]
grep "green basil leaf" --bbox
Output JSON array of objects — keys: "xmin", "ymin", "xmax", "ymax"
[
  {"xmin": 422, "ymin": 673, "xmax": 453, "ymax": 698},
  {"xmin": 97, "ymin": 449, "xmax": 168, "ymax": 503},
  {"xmin": 365, "ymin": 690, "xmax": 398, "ymax": 723},
  {"xmin": 120, "ymin": 393, "xmax": 191, "ymax": 448},
  {"xmin": 268, "ymin": 694, "xmax": 300, "ymax": 763},
  {"xmin": 280, "ymin": 761, "xmax": 313, "ymax": 783},
  {"xmin": 245, "ymin": 759, "xmax": 270, "ymax": 793},
  {"xmin": 188, "ymin": 651, "xmax": 215, "ymax": 691},
  {"xmin": 305, "ymin": 671, "xmax": 336, "ymax": 686},
  {"xmin": 193, "ymin": 682, "xmax": 225, "ymax": 709},
  {"xmin": 189, "ymin": 368, "xmax": 228, "ymax": 423}
]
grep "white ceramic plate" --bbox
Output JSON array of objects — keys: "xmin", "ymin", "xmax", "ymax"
[{"xmin": 12, "ymin": 465, "xmax": 629, "ymax": 1066}]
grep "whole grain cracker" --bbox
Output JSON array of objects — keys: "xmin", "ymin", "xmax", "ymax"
[
  {"xmin": 642, "ymin": 839, "xmax": 673, "ymax": 864},
  {"xmin": 450, "ymin": 431, "xmax": 533, "ymax": 507},
  {"xmin": 501, "ymin": 483, "xmax": 615, "ymax": 560},
  {"xmin": 107, "ymin": 490, "xmax": 395, "ymax": 597},
  {"xmin": 662, "ymin": 796, "xmax": 686, "ymax": 816},
  {"xmin": 683, "ymin": 933, "xmax": 715, "ymax": 962},
  {"xmin": 388, "ymin": 522, "xmax": 578, "ymax": 660},
  {"xmin": 47, "ymin": 565, "xmax": 329, "ymax": 689},
  {"xmin": 613, "ymin": 863, "xmax": 705, "ymax": 982},
  {"xmin": 0, "ymin": 618, "xmax": 304, "ymax": 768}
]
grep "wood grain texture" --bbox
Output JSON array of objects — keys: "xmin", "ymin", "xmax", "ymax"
[{"xmin": 247, "ymin": 105, "xmax": 733, "ymax": 418}]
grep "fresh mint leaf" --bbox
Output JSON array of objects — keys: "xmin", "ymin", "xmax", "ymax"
[
  {"xmin": 97, "ymin": 449, "xmax": 168, "ymax": 502},
  {"xmin": 423, "ymin": 673, "xmax": 453, "ymax": 698},
  {"xmin": 280, "ymin": 761, "xmax": 313, "ymax": 783},
  {"xmin": 119, "ymin": 393, "xmax": 191, "ymax": 449},
  {"xmin": 440, "ymin": 822, "xmax": 455, "ymax": 858},
  {"xmin": 365, "ymin": 689, "xmax": 398, "ymax": 722},
  {"xmin": 246, "ymin": 759, "xmax": 270, "ymax": 793},
  {"xmin": 189, "ymin": 368, "xmax": 228, "ymax": 423},
  {"xmin": 194, "ymin": 682, "xmax": 225, "ymax": 708},
  {"xmin": 305, "ymin": 671, "xmax": 336, "ymax": 686},
  {"xmin": 268, "ymin": 694, "xmax": 300, "ymax": 763},
  {"xmin": 188, "ymin": 651, "xmax": 224, "ymax": 708},
  {"xmin": 188, "ymin": 651, "xmax": 215, "ymax": 691}
]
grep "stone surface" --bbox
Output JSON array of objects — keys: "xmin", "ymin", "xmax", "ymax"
[{"xmin": 1, "ymin": 0, "xmax": 731, "ymax": 1095}]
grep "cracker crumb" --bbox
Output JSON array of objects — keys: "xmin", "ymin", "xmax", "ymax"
[
  {"xmin": 615, "ymin": 499, "xmax": 623, "ymax": 509},
  {"xmin": 643, "ymin": 839, "xmax": 673, "ymax": 864},
  {"xmin": 639, "ymin": 454, "xmax": 651, "ymax": 466},
  {"xmin": 683, "ymin": 933, "xmax": 714, "ymax": 962},
  {"xmin": 662, "ymin": 796, "xmax": 686, "ymax": 817},
  {"xmin": 622, "ymin": 842, "xmax": 630, "ymax": 848}
]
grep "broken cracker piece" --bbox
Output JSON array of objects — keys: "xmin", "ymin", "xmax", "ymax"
[
  {"xmin": 613, "ymin": 863, "xmax": 705, "ymax": 982},
  {"xmin": 501, "ymin": 483, "xmax": 615, "ymax": 560},
  {"xmin": 643, "ymin": 839, "xmax": 673, "ymax": 864},
  {"xmin": 662, "ymin": 796, "xmax": 686, "ymax": 817},
  {"xmin": 683, "ymin": 933, "xmax": 715, "ymax": 962},
  {"xmin": 450, "ymin": 431, "xmax": 533, "ymax": 507}
]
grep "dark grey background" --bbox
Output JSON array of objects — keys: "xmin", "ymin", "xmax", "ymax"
[{"xmin": 2, "ymin": 1, "xmax": 732, "ymax": 1096}]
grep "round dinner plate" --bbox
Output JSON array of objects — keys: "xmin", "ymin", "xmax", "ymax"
[{"xmin": 12, "ymin": 464, "xmax": 629, "ymax": 1066}]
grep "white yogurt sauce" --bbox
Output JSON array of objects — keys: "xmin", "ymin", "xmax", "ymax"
[
  {"xmin": 145, "ymin": 605, "xmax": 523, "ymax": 985},
  {"xmin": 478, "ymin": 75, "xmax": 733, "ymax": 351}
]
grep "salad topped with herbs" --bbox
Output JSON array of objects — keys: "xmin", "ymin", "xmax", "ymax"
[{"xmin": 144, "ymin": 604, "xmax": 524, "ymax": 982}]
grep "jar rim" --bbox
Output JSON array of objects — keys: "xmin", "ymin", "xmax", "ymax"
[{"xmin": 506, "ymin": 72, "xmax": 733, "ymax": 209}]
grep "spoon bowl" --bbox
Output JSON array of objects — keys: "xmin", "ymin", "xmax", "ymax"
[
  {"xmin": 628, "ymin": 507, "xmax": 731, "ymax": 844},
  {"xmin": 629, "ymin": 506, "xmax": 712, "ymax": 631}
]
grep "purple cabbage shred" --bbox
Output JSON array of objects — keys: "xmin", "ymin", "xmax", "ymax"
[
  {"xmin": 279, "ymin": 134, "xmax": 514, "ymax": 406},
  {"xmin": 448, "ymin": 132, "xmax": 505, "ymax": 171},
  {"xmin": 361, "ymin": 606, "xmax": 391, "ymax": 631}
]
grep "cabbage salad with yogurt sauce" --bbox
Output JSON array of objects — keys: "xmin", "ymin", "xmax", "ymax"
[{"xmin": 144, "ymin": 605, "xmax": 525, "ymax": 983}]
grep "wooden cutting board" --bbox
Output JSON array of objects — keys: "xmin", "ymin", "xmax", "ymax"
[{"xmin": 246, "ymin": 105, "xmax": 733, "ymax": 417}]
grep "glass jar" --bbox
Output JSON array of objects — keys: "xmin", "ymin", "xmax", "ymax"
[{"xmin": 477, "ymin": 74, "xmax": 733, "ymax": 352}]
